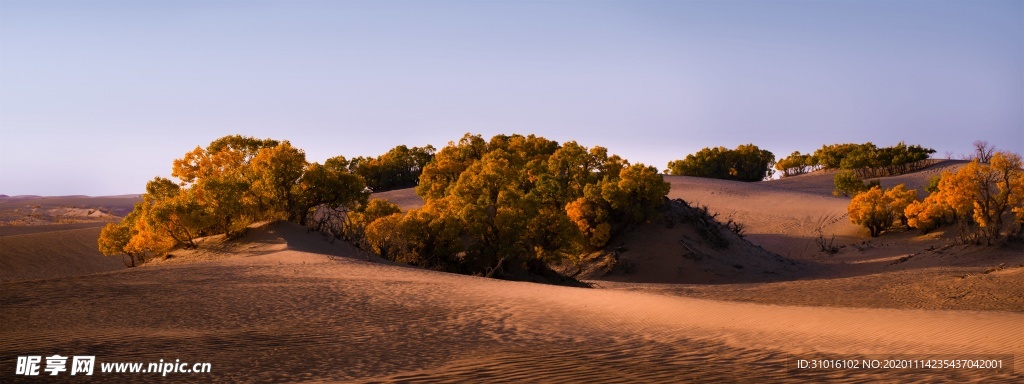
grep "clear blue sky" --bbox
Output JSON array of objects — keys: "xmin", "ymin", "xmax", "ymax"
[{"xmin": 1, "ymin": 0, "xmax": 1021, "ymax": 196}]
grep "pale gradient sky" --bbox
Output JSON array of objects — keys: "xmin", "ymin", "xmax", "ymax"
[{"xmin": 1, "ymin": 0, "xmax": 1021, "ymax": 196}]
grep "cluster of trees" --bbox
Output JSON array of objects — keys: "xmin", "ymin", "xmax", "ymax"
[
  {"xmin": 98, "ymin": 135, "xmax": 369, "ymax": 266},
  {"xmin": 666, "ymin": 144, "xmax": 775, "ymax": 182},
  {"xmin": 904, "ymin": 151, "xmax": 1024, "ymax": 244},
  {"xmin": 333, "ymin": 145, "xmax": 435, "ymax": 192},
  {"xmin": 98, "ymin": 133, "xmax": 674, "ymax": 278},
  {"xmin": 359, "ymin": 133, "xmax": 671, "ymax": 277},
  {"xmin": 847, "ymin": 151, "xmax": 1023, "ymax": 244},
  {"xmin": 777, "ymin": 142, "xmax": 935, "ymax": 178}
]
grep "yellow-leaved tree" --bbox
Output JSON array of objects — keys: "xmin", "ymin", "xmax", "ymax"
[
  {"xmin": 848, "ymin": 184, "xmax": 918, "ymax": 237},
  {"xmin": 905, "ymin": 151, "xmax": 1023, "ymax": 244},
  {"xmin": 99, "ymin": 135, "xmax": 370, "ymax": 266}
]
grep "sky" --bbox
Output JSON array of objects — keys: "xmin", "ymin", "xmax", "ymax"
[{"xmin": 1, "ymin": 0, "xmax": 1021, "ymax": 196}]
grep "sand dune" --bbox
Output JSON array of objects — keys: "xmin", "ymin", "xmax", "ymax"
[
  {"xmin": 2, "ymin": 222, "xmax": 1020, "ymax": 382},
  {"xmin": 666, "ymin": 174, "xmax": 860, "ymax": 259},
  {"xmin": 0, "ymin": 195, "xmax": 138, "ymax": 281},
  {"xmin": 0, "ymin": 226, "xmax": 126, "ymax": 283}
]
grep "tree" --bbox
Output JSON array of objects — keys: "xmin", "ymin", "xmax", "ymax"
[
  {"xmin": 848, "ymin": 184, "xmax": 917, "ymax": 237},
  {"xmin": 973, "ymin": 140, "xmax": 995, "ymax": 163},
  {"xmin": 98, "ymin": 203, "xmax": 144, "ymax": 267},
  {"xmin": 170, "ymin": 135, "xmax": 281, "ymax": 237},
  {"xmin": 249, "ymin": 141, "xmax": 307, "ymax": 220},
  {"xmin": 885, "ymin": 184, "xmax": 918, "ymax": 228},
  {"xmin": 926, "ymin": 175, "xmax": 942, "ymax": 194},
  {"xmin": 346, "ymin": 198, "xmax": 402, "ymax": 242},
  {"xmin": 99, "ymin": 135, "xmax": 372, "ymax": 262},
  {"xmin": 293, "ymin": 162, "xmax": 368, "ymax": 226},
  {"xmin": 833, "ymin": 170, "xmax": 869, "ymax": 197},
  {"xmin": 395, "ymin": 200, "xmax": 464, "ymax": 269},
  {"xmin": 775, "ymin": 151, "xmax": 815, "ymax": 177},
  {"xmin": 602, "ymin": 164, "xmax": 672, "ymax": 226},
  {"xmin": 666, "ymin": 144, "xmax": 775, "ymax": 182},
  {"xmin": 905, "ymin": 193, "xmax": 952, "ymax": 233},
  {"xmin": 565, "ymin": 189, "xmax": 612, "ymax": 248},
  {"xmin": 803, "ymin": 141, "xmax": 935, "ymax": 178},
  {"xmin": 416, "ymin": 133, "xmax": 488, "ymax": 200},
  {"xmin": 848, "ymin": 186, "xmax": 893, "ymax": 237},
  {"xmin": 363, "ymin": 213, "xmax": 404, "ymax": 261},
  {"xmin": 148, "ymin": 186, "xmax": 214, "ymax": 248},
  {"xmin": 447, "ymin": 150, "xmax": 534, "ymax": 273},
  {"xmin": 346, "ymin": 145, "xmax": 436, "ymax": 192},
  {"xmin": 902, "ymin": 151, "xmax": 1024, "ymax": 243},
  {"xmin": 358, "ymin": 133, "xmax": 671, "ymax": 278}
]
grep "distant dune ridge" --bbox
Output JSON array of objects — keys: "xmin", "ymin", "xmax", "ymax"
[
  {"xmin": 0, "ymin": 194, "xmax": 138, "ymax": 226},
  {"xmin": 2, "ymin": 161, "xmax": 1022, "ymax": 381}
]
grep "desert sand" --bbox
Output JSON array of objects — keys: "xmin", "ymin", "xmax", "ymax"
[
  {"xmin": 2, "ymin": 162, "xmax": 1022, "ymax": 381},
  {"xmin": 0, "ymin": 195, "xmax": 139, "ymax": 282}
]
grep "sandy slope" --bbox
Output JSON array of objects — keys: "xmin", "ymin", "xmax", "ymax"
[
  {"xmin": 0, "ymin": 195, "xmax": 138, "ymax": 281},
  {"xmin": 2, "ymin": 222, "xmax": 1020, "ymax": 382},
  {"xmin": 666, "ymin": 160, "xmax": 969, "ymax": 260},
  {"xmin": 371, "ymin": 188, "xmax": 425, "ymax": 211},
  {"xmin": 665, "ymin": 174, "xmax": 859, "ymax": 259},
  {"xmin": 0, "ymin": 227, "xmax": 126, "ymax": 283}
]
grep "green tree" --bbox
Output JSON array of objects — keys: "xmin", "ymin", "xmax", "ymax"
[
  {"xmin": 833, "ymin": 170, "xmax": 869, "ymax": 197},
  {"xmin": 775, "ymin": 151, "xmax": 815, "ymax": 177},
  {"xmin": 666, "ymin": 144, "xmax": 775, "ymax": 182},
  {"xmin": 346, "ymin": 145, "xmax": 436, "ymax": 192}
]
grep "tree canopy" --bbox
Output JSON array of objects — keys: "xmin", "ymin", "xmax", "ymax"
[
  {"xmin": 99, "ymin": 135, "xmax": 369, "ymax": 262},
  {"xmin": 362, "ymin": 133, "xmax": 671, "ymax": 278},
  {"xmin": 777, "ymin": 141, "xmax": 935, "ymax": 178},
  {"xmin": 666, "ymin": 144, "xmax": 775, "ymax": 182},
  {"xmin": 333, "ymin": 145, "xmax": 435, "ymax": 192},
  {"xmin": 904, "ymin": 151, "xmax": 1024, "ymax": 244},
  {"xmin": 847, "ymin": 184, "xmax": 917, "ymax": 237}
]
